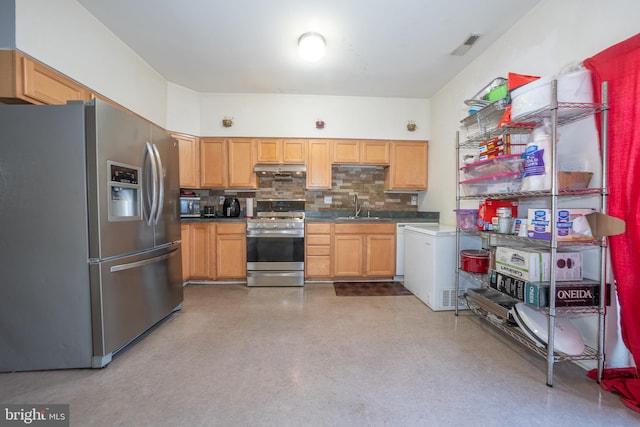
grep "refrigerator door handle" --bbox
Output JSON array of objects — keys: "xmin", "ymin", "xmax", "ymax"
[
  {"xmin": 151, "ymin": 143, "xmax": 164, "ymax": 225},
  {"xmin": 109, "ymin": 247, "xmax": 179, "ymax": 273},
  {"xmin": 143, "ymin": 141, "xmax": 159, "ymax": 226}
]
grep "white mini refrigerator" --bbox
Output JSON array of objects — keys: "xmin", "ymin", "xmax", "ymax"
[{"xmin": 403, "ymin": 225, "xmax": 479, "ymax": 311}]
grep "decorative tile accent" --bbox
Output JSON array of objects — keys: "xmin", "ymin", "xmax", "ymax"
[{"xmin": 191, "ymin": 165, "xmax": 419, "ymax": 213}]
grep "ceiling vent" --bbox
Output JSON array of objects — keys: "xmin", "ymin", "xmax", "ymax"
[{"xmin": 450, "ymin": 34, "xmax": 482, "ymax": 56}]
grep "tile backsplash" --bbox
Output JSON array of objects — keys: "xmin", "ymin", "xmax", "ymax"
[{"xmin": 188, "ymin": 165, "xmax": 419, "ymax": 213}]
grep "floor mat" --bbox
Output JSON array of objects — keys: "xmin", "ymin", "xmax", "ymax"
[{"xmin": 333, "ymin": 281, "xmax": 413, "ymax": 296}]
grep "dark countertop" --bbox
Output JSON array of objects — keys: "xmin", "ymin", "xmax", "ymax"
[
  {"xmin": 181, "ymin": 217, "xmax": 247, "ymax": 223},
  {"xmin": 181, "ymin": 211, "xmax": 440, "ymax": 224},
  {"xmin": 305, "ymin": 210, "xmax": 439, "ymax": 223}
]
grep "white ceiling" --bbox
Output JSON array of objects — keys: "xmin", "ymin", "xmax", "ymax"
[{"xmin": 76, "ymin": 0, "xmax": 540, "ymax": 98}]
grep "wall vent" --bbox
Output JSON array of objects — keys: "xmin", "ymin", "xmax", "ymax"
[{"xmin": 450, "ymin": 34, "xmax": 482, "ymax": 56}]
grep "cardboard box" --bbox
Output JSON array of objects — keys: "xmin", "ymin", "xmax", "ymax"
[
  {"xmin": 527, "ymin": 208, "xmax": 596, "ymax": 241},
  {"xmin": 490, "ymin": 270, "xmax": 607, "ymax": 308},
  {"xmin": 478, "ymin": 199, "xmax": 519, "ymax": 231},
  {"xmin": 527, "ymin": 209, "xmax": 625, "ymax": 241},
  {"xmin": 494, "ymin": 246, "xmax": 582, "ymax": 282}
]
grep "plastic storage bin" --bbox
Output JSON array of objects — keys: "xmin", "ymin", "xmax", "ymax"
[
  {"xmin": 459, "ymin": 172, "xmax": 522, "ymax": 196},
  {"xmin": 511, "ymin": 70, "xmax": 593, "ymax": 120},
  {"xmin": 454, "ymin": 209, "xmax": 479, "ymax": 230},
  {"xmin": 460, "ymin": 154, "xmax": 524, "ymax": 180}
]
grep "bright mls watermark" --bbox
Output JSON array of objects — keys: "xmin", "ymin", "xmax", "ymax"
[{"xmin": 1, "ymin": 405, "xmax": 69, "ymax": 426}]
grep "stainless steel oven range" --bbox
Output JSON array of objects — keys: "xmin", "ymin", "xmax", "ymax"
[{"xmin": 246, "ymin": 199, "xmax": 305, "ymax": 287}]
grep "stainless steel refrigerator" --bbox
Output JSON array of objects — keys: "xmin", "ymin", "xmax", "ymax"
[{"xmin": 0, "ymin": 100, "xmax": 183, "ymax": 371}]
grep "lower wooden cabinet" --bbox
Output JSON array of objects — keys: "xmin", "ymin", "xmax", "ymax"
[
  {"xmin": 332, "ymin": 223, "xmax": 396, "ymax": 279},
  {"xmin": 216, "ymin": 223, "xmax": 247, "ymax": 279},
  {"xmin": 305, "ymin": 223, "xmax": 332, "ymax": 279},
  {"xmin": 180, "ymin": 224, "xmax": 191, "ymax": 282},
  {"xmin": 189, "ymin": 223, "xmax": 211, "ymax": 279},
  {"xmin": 181, "ymin": 222, "xmax": 247, "ymax": 281}
]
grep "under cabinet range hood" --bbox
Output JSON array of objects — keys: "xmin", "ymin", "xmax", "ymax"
[{"xmin": 254, "ymin": 164, "xmax": 306, "ymax": 178}]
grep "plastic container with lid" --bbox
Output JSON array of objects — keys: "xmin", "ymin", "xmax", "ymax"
[
  {"xmin": 460, "ymin": 153, "xmax": 525, "ymax": 180},
  {"xmin": 454, "ymin": 209, "xmax": 479, "ymax": 230},
  {"xmin": 459, "ymin": 172, "xmax": 522, "ymax": 197}
]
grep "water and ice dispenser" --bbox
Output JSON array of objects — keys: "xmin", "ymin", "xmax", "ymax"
[{"xmin": 108, "ymin": 161, "xmax": 141, "ymax": 221}]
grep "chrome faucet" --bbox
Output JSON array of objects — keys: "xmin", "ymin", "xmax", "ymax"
[{"xmin": 353, "ymin": 193, "xmax": 361, "ymax": 218}]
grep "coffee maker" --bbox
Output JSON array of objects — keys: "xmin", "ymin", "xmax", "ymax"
[{"xmin": 222, "ymin": 197, "xmax": 241, "ymax": 217}]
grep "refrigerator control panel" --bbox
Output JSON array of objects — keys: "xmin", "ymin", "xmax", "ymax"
[{"xmin": 110, "ymin": 163, "xmax": 139, "ymax": 184}]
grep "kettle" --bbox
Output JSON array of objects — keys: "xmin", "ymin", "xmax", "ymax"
[{"xmin": 223, "ymin": 197, "xmax": 241, "ymax": 217}]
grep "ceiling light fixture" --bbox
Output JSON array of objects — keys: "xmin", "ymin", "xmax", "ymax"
[{"xmin": 298, "ymin": 32, "xmax": 326, "ymax": 62}]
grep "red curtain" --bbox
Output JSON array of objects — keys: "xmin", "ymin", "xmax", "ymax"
[{"xmin": 584, "ymin": 32, "xmax": 640, "ymax": 412}]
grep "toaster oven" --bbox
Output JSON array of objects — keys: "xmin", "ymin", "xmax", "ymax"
[{"xmin": 180, "ymin": 196, "xmax": 201, "ymax": 218}]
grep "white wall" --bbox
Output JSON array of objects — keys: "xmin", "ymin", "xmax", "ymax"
[
  {"xmin": 14, "ymin": 0, "xmax": 168, "ymax": 127},
  {"xmin": 198, "ymin": 93, "xmax": 429, "ymax": 140},
  {"xmin": 426, "ymin": 0, "xmax": 640, "ymax": 227},
  {"xmin": 12, "ymin": 0, "xmax": 430, "ymax": 140}
]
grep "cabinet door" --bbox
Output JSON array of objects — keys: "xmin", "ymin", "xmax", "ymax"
[
  {"xmin": 216, "ymin": 223, "xmax": 246, "ymax": 279},
  {"xmin": 190, "ymin": 223, "xmax": 209, "ymax": 278},
  {"xmin": 385, "ymin": 141, "xmax": 428, "ymax": 190},
  {"xmin": 228, "ymin": 138, "xmax": 257, "ymax": 188},
  {"xmin": 181, "ymin": 224, "xmax": 191, "ymax": 282},
  {"xmin": 332, "ymin": 140, "xmax": 360, "ymax": 164},
  {"xmin": 173, "ymin": 133, "xmax": 200, "ymax": 188},
  {"xmin": 365, "ymin": 234, "xmax": 396, "ymax": 277},
  {"xmin": 333, "ymin": 235, "xmax": 363, "ymax": 277},
  {"xmin": 19, "ymin": 54, "xmax": 90, "ymax": 105},
  {"xmin": 361, "ymin": 141, "xmax": 389, "ymax": 165},
  {"xmin": 200, "ymin": 138, "xmax": 227, "ymax": 188},
  {"xmin": 306, "ymin": 140, "xmax": 332, "ymax": 189},
  {"xmin": 282, "ymin": 139, "xmax": 306, "ymax": 163},
  {"xmin": 256, "ymin": 138, "xmax": 281, "ymax": 163}
]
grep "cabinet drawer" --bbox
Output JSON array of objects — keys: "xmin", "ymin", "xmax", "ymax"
[
  {"xmin": 306, "ymin": 245, "xmax": 330, "ymax": 256},
  {"xmin": 334, "ymin": 223, "xmax": 395, "ymax": 234},
  {"xmin": 306, "ymin": 223, "xmax": 331, "ymax": 234},
  {"xmin": 216, "ymin": 222, "xmax": 246, "ymax": 234},
  {"xmin": 306, "ymin": 234, "xmax": 331, "ymax": 246}
]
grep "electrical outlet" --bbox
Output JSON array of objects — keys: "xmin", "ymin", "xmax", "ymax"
[
  {"xmin": 410, "ymin": 195, "xmax": 417, "ymax": 206},
  {"xmin": 324, "ymin": 196, "xmax": 332, "ymax": 204},
  {"xmin": 219, "ymin": 196, "xmax": 225, "ymax": 204}
]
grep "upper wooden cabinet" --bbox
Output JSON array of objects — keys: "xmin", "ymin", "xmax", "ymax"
[
  {"xmin": 199, "ymin": 138, "xmax": 257, "ymax": 189},
  {"xmin": 227, "ymin": 138, "xmax": 257, "ymax": 188},
  {"xmin": 332, "ymin": 140, "xmax": 389, "ymax": 165},
  {"xmin": 172, "ymin": 133, "xmax": 200, "ymax": 188},
  {"xmin": 0, "ymin": 50, "xmax": 90, "ymax": 105},
  {"xmin": 332, "ymin": 140, "xmax": 360, "ymax": 164},
  {"xmin": 385, "ymin": 141, "xmax": 428, "ymax": 191},
  {"xmin": 361, "ymin": 141, "xmax": 389, "ymax": 165},
  {"xmin": 200, "ymin": 138, "xmax": 227, "ymax": 188},
  {"xmin": 256, "ymin": 138, "xmax": 306, "ymax": 164},
  {"xmin": 306, "ymin": 139, "xmax": 332, "ymax": 190}
]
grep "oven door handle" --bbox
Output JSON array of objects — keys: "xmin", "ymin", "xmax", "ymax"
[{"xmin": 247, "ymin": 230, "xmax": 304, "ymax": 238}]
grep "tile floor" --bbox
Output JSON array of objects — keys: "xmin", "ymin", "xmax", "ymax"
[{"xmin": 1, "ymin": 283, "xmax": 639, "ymax": 426}]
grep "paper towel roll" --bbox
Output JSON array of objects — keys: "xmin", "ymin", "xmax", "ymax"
[{"xmin": 246, "ymin": 198, "xmax": 253, "ymax": 217}]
